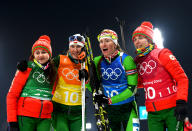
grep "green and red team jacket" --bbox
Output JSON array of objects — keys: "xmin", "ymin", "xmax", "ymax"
[
  {"xmin": 7, "ymin": 61, "xmax": 53, "ymax": 122},
  {"xmin": 135, "ymin": 48, "xmax": 188, "ymax": 112}
]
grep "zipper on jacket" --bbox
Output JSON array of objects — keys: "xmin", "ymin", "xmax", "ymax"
[
  {"xmin": 22, "ymin": 97, "xmax": 26, "ymax": 107},
  {"xmin": 39, "ymin": 100, "xmax": 43, "ymax": 118},
  {"xmin": 21, "ymin": 116, "xmax": 23, "ymax": 127},
  {"xmin": 152, "ymin": 102, "xmax": 157, "ymax": 111}
]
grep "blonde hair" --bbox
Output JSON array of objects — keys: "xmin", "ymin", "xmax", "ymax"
[{"xmin": 116, "ymin": 43, "xmax": 124, "ymax": 52}]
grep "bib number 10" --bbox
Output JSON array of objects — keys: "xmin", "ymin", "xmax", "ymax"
[
  {"xmin": 144, "ymin": 87, "xmax": 155, "ymax": 99},
  {"xmin": 106, "ymin": 90, "xmax": 119, "ymax": 97},
  {"xmin": 144, "ymin": 86, "xmax": 176, "ymax": 100},
  {"xmin": 64, "ymin": 91, "xmax": 79, "ymax": 103}
]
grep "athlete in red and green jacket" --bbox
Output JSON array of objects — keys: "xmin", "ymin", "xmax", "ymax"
[
  {"xmin": 132, "ymin": 21, "xmax": 188, "ymax": 131},
  {"xmin": 7, "ymin": 35, "xmax": 57, "ymax": 131}
]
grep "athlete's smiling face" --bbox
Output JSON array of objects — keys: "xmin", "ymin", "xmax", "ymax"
[
  {"xmin": 34, "ymin": 49, "xmax": 50, "ymax": 64},
  {"xmin": 133, "ymin": 35, "xmax": 149, "ymax": 49},
  {"xmin": 99, "ymin": 38, "xmax": 117, "ymax": 57},
  {"xmin": 69, "ymin": 45, "xmax": 83, "ymax": 59}
]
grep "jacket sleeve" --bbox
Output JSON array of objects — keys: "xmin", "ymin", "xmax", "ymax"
[
  {"xmin": 159, "ymin": 49, "xmax": 188, "ymax": 102},
  {"xmin": 7, "ymin": 68, "xmax": 31, "ymax": 122},
  {"xmin": 111, "ymin": 55, "xmax": 138, "ymax": 104}
]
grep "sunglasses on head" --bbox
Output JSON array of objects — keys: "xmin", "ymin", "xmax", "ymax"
[{"xmin": 69, "ymin": 36, "xmax": 84, "ymax": 43}]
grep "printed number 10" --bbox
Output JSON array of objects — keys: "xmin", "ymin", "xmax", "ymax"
[{"xmin": 106, "ymin": 90, "xmax": 119, "ymax": 97}]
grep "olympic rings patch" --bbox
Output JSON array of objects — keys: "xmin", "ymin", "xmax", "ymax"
[
  {"xmin": 101, "ymin": 67, "xmax": 122, "ymax": 80},
  {"xmin": 33, "ymin": 71, "xmax": 50, "ymax": 84},
  {"xmin": 62, "ymin": 68, "xmax": 80, "ymax": 81},
  {"xmin": 137, "ymin": 60, "xmax": 156, "ymax": 75}
]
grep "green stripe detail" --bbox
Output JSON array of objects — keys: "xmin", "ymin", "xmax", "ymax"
[
  {"xmin": 32, "ymin": 46, "xmax": 52, "ymax": 57},
  {"xmin": 132, "ymin": 33, "xmax": 153, "ymax": 42}
]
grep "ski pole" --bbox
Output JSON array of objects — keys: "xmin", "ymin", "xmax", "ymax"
[
  {"xmin": 79, "ymin": 48, "xmax": 87, "ymax": 131},
  {"xmin": 176, "ymin": 121, "xmax": 180, "ymax": 131},
  {"xmin": 81, "ymin": 62, "xmax": 86, "ymax": 131},
  {"xmin": 115, "ymin": 17, "xmax": 128, "ymax": 54}
]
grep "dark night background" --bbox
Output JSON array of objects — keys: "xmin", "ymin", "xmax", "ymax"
[{"xmin": 0, "ymin": 0, "xmax": 192, "ymax": 130}]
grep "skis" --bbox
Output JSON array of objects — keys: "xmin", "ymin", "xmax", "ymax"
[{"xmin": 84, "ymin": 35, "xmax": 110, "ymax": 131}]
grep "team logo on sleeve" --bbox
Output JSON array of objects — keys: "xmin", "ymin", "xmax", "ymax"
[{"xmin": 169, "ymin": 55, "xmax": 176, "ymax": 60}]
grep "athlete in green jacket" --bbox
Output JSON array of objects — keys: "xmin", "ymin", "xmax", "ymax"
[
  {"xmin": 93, "ymin": 29, "xmax": 140, "ymax": 131},
  {"xmin": 7, "ymin": 35, "xmax": 57, "ymax": 131}
]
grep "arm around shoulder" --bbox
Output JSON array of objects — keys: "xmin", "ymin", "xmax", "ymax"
[{"xmin": 123, "ymin": 55, "xmax": 138, "ymax": 89}]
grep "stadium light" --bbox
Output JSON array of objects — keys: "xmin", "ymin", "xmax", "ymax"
[{"xmin": 153, "ymin": 28, "xmax": 164, "ymax": 48}]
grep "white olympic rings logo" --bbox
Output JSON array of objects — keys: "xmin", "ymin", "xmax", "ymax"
[
  {"xmin": 101, "ymin": 68, "xmax": 122, "ymax": 80},
  {"xmin": 33, "ymin": 71, "xmax": 50, "ymax": 84},
  {"xmin": 137, "ymin": 60, "xmax": 156, "ymax": 75},
  {"xmin": 62, "ymin": 68, "xmax": 80, "ymax": 81}
]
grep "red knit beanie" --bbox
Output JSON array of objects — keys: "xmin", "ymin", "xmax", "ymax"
[
  {"xmin": 132, "ymin": 21, "xmax": 154, "ymax": 43},
  {"xmin": 32, "ymin": 35, "xmax": 52, "ymax": 57}
]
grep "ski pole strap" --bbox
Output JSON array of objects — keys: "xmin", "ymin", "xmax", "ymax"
[{"xmin": 78, "ymin": 51, "xmax": 86, "ymax": 62}]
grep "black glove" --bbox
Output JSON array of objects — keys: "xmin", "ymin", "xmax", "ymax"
[
  {"xmin": 175, "ymin": 100, "xmax": 188, "ymax": 121},
  {"xmin": 17, "ymin": 60, "xmax": 28, "ymax": 72},
  {"xmin": 8, "ymin": 122, "xmax": 19, "ymax": 131},
  {"xmin": 79, "ymin": 69, "xmax": 88, "ymax": 81},
  {"xmin": 94, "ymin": 94, "xmax": 111, "ymax": 104}
]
